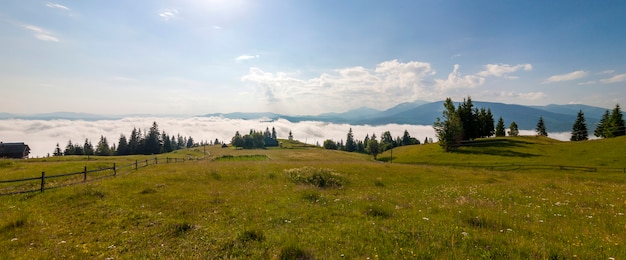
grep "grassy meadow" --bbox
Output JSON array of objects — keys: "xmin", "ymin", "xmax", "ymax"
[{"xmin": 1, "ymin": 137, "xmax": 625, "ymax": 259}]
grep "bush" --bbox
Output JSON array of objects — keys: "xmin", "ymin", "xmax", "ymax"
[
  {"xmin": 285, "ymin": 167, "xmax": 345, "ymax": 188},
  {"xmin": 279, "ymin": 244, "xmax": 313, "ymax": 260}
]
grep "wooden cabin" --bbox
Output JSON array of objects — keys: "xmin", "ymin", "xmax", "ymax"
[{"xmin": 0, "ymin": 142, "xmax": 30, "ymax": 159}]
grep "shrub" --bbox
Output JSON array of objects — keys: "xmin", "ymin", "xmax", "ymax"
[
  {"xmin": 285, "ymin": 167, "xmax": 345, "ymax": 188},
  {"xmin": 279, "ymin": 244, "xmax": 313, "ymax": 260}
]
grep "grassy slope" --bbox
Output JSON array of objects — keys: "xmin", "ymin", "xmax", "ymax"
[
  {"xmin": 383, "ymin": 135, "xmax": 626, "ymax": 169},
  {"xmin": 0, "ymin": 138, "xmax": 625, "ymax": 258}
]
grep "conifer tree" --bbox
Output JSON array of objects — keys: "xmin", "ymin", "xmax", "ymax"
[
  {"xmin": 83, "ymin": 139, "xmax": 94, "ymax": 156},
  {"xmin": 536, "ymin": 117, "xmax": 548, "ymax": 137},
  {"xmin": 607, "ymin": 104, "xmax": 625, "ymax": 137},
  {"xmin": 508, "ymin": 121, "xmax": 519, "ymax": 137},
  {"xmin": 594, "ymin": 110, "xmax": 610, "ymax": 138},
  {"xmin": 53, "ymin": 143, "xmax": 63, "ymax": 156},
  {"xmin": 117, "ymin": 134, "xmax": 129, "ymax": 155},
  {"xmin": 495, "ymin": 117, "xmax": 505, "ymax": 137},
  {"xmin": 570, "ymin": 110, "xmax": 588, "ymax": 141},
  {"xmin": 345, "ymin": 128, "xmax": 356, "ymax": 152},
  {"xmin": 95, "ymin": 135, "xmax": 111, "ymax": 156},
  {"xmin": 434, "ymin": 98, "xmax": 462, "ymax": 152}
]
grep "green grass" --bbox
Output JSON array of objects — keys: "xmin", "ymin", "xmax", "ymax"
[{"xmin": 0, "ymin": 137, "xmax": 625, "ymax": 258}]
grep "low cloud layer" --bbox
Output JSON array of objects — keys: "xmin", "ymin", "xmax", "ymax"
[
  {"xmin": 1, "ymin": 118, "xmax": 435, "ymax": 158},
  {"xmin": 1, "ymin": 118, "xmax": 574, "ymax": 158}
]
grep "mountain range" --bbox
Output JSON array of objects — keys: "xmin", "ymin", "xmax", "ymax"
[
  {"xmin": 203, "ymin": 100, "xmax": 609, "ymax": 132},
  {"xmin": 1, "ymin": 101, "xmax": 611, "ymax": 132}
]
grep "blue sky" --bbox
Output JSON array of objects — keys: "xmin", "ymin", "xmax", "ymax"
[{"xmin": 1, "ymin": 0, "xmax": 625, "ymax": 115}]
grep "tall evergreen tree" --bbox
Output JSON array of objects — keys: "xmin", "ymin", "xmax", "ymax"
[
  {"xmin": 53, "ymin": 143, "xmax": 63, "ymax": 156},
  {"xmin": 162, "ymin": 133, "xmax": 173, "ymax": 152},
  {"xmin": 508, "ymin": 122, "xmax": 519, "ymax": 137},
  {"xmin": 401, "ymin": 130, "xmax": 412, "ymax": 145},
  {"xmin": 95, "ymin": 135, "xmax": 111, "ymax": 156},
  {"xmin": 144, "ymin": 121, "xmax": 162, "ymax": 154},
  {"xmin": 117, "ymin": 134, "xmax": 129, "ymax": 155},
  {"xmin": 457, "ymin": 97, "xmax": 477, "ymax": 140},
  {"xmin": 570, "ymin": 110, "xmax": 588, "ymax": 141},
  {"xmin": 495, "ymin": 117, "xmax": 506, "ymax": 137},
  {"xmin": 434, "ymin": 98, "xmax": 463, "ymax": 152},
  {"xmin": 594, "ymin": 110, "xmax": 610, "ymax": 138},
  {"xmin": 271, "ymin": 127, "xmax": 277, "ymax": 140},
  {"xmin": 64, "ymin": 140, "xmax": 75, "ymax": 155},
  {"xmin": 607, "ymin": 104, "xmax": 625, "ymax": 137},
  {"xmin": 536, "ymin": 117, "xmax": 548, "ymax": 137},
  {"xmin": 83, "ymin": 139, "xmax": 94, "ymax": 155},
  {"xmin": 345, "ymin": 128, "xmax": 356, "ymax": 152}
]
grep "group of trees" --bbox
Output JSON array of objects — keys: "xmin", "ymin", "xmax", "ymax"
[
  {"xmin": 230, "ymin": 127, "xmax": 280, "ymax": 149},
  {"xmin": 494, "ymin": 117, "xmax": 519, "ymax": 137},
  {"xmin": 433, "ymin": 97, "xmax": 496, "ymax": 151},
  {"xmin": 594, "ymin": 104, "xmax": 625, "ymax": 139},
  {"xmin": 323, "ymin": 128, "xmax": 422, "ymax": 159},
  {"xmin": 434, "ymin": 96, "xmax": 625, "ymax": 151},
  {"xmin": 54, "ymin": 122, "xmax": 203, "ymax": 156}
]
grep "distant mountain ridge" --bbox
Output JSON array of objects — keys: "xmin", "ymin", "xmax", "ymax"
[
  {"xmin": 203, "ymin": 101, "xmax": 608, "ymax": 132},
  {"xmin": 1, "ymin": 101, "xmax": 610, "ymax": 132}
]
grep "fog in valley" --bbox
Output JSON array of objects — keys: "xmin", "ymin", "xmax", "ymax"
[{"xmin": 0, "ymin": 117, "xmax": 572, "ymax": 158}]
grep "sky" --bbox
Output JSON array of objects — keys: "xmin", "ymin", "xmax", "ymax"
[{"xmin": 1, "ymin": 0, "xmax": 626, "ymax": 116}]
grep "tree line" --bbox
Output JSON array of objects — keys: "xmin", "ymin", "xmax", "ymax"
[
  {"xmin": 230, "ymin": 127, "xmax": 280, "ymax": 149},
  {"xmin": 434, "ymin": 96, "xmax": 625, "ymax": 152},
  {"xmin": 322, "ymin": 128, "xmax": 425, "ymax": 159},
  {"xmin": 52, "ymin": 122, "xmax": 214, "ymax": 156}
]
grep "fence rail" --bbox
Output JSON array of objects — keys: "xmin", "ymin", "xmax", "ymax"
[{"xmin": 0, "ymin": 157, "xmax": 192, "ymax": 196}]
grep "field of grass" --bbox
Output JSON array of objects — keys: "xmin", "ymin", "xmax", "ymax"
[{"xmin": 1, "ymin": 137, "xmax": 625, "ymax": 258}]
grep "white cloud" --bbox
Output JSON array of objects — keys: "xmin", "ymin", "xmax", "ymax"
[
  {"xmin": 0, "ymin": 118, "xmax": 436, "ymax": 158},
  {"xmin": 45, "ymin": 2, "xmax": 70, "ymax": 11},
  {"xmin": 578, "ymin": 80, "xmax": 596, "ymax": 85},
  {"xmin": 599, "ymin": 73, "xmax": 626, "ymax": 84},
  {"xmin": 241, "ymin": 59, "xmax": 439, "ymax": 114},
  {"xmin": 159, "ymin": 9, "xmax": 179, "ymax": 21},
  {"xmin": 543, "ymin": 70, "xmax": 587, "ymax": 84},
  {"xmin": 213, "ymin": 25, "xmax": 223, "ymax": 30},
  {"xmin": 235, "ymin": 55, "xmax": 260, "ymax": 62},
  {"xmin": 477, "ymin": 63, "xmax": 532, "ymax": 78},
  {"xmin": 496, "ymin": 91, "xmax": 546, "ymax": 100},
  {"xmin": 434, "ymin": 64, "xmax": 484, "ymax": 90},
  {"xmin": 22, "ymin": 24, "xmax": 59, "ymax": 42},
  {"xmin": 599, "ymin": 70, "xmax": 615, "ymax": 75}
]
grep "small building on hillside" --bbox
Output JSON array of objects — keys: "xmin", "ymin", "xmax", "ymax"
[{"xmin": 0, "ymin": 142, "xmax": 31, "ymax": 159}]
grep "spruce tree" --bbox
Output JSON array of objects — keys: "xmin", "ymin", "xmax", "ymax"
[
  {"xmin": 117, "ymin": 134, "xmax": 129, "ymax": 155},
  {"xmin": 83, "ymin": 139, "xmax": 94, "ymax": 155},
  {"xmin": 607, "ymin": 104, "xmax": 625, "ymax": 137},
  {"xmin": 594, "ymin": 110, "xmax": 610, "ymax": 138},
  {"xmin": 536, "ymin": 117, "xmax": 548, "ymax": 137},
  {"xmin": 434, "ymin": 98, "xmax": 463, "ymax": 152},
  {"xmin": 345, "ymin": 128, "xmax": 356, "ymax": 152},
  {"xmin": 508, "ymin": 122, "xmax": 519, "ymax": 137},
  {"xmin": 495, "ymin": 117, "xmax": 505, "ymax": 137},
  {"xmin": 570, "ymin": 110, "xmax": 588, "ymax": 141}
]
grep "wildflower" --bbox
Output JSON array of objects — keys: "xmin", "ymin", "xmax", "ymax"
[
  {"xmin": 461, "ymin": 231, "xmax": 468, "ymax": 237},
  {"xmin": 422, "ymin": 217, "xmax": 429, "ymax": 221},
  {"xmin": 11, "ymin": 238, "xmax": 17, "ymax": 242}
]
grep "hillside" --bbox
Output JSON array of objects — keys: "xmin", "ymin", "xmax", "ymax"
[
  {"xmin": 1, "ymin": 138, "xmax": 625, "ymax": 258},
  {"xmin": 382, "ymin": 135, "xmax": 626, "ymax": 169}
]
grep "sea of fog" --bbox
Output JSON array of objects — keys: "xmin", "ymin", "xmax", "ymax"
[{"xmin": 0, "ymin": 117, "xmax": 573, "ymax": 158}]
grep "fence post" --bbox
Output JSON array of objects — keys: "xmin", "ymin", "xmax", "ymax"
[
  {"xmin": 84, "ymin": 166, "xmax": 87, "ymax": 182},
  {"xmin": 135, "ymin": 160, "xmax": 138, "ymax": 170},
  {"xmin": 145, "ymin": 160, "xmax": 148, "ymax": 166},
  {"xmin": 113, "ymin": 163, "xmax": 117, "ymax": 176},
  {"xmin": 40, "ymin": 172, "xmax": 45, "ymax": 192},
  {"xmin": 155, "ymin": 157, "xmax": 158, "ymax": 165}
]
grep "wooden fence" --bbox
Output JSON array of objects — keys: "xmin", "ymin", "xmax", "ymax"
[{"xmin": 0, "ymin": 157, "xmax": 191, "ymax": 196}]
